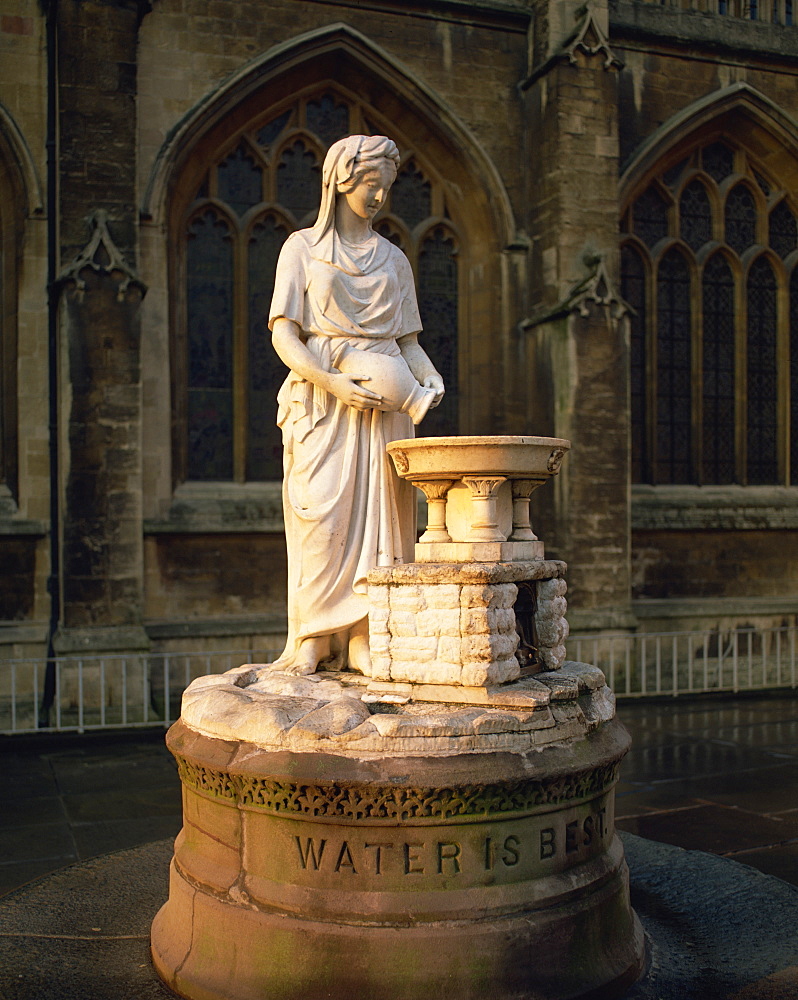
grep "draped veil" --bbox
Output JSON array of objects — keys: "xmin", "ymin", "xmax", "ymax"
[{"xmin": 268, "ymin": 136, "xmax": 420, "ymax": 672}]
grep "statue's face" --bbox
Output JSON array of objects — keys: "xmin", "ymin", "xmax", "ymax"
[{"xmin": 343, "ymin": 161, "xmax": 397, "ymax": 222}]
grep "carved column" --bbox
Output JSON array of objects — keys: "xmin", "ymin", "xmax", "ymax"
[
  {"xmin": 462, "ymin": 476, "xmax": 507, "ymax": 541},
  {"xmin": 509, "ymin": 480, "xmax": 539, "ymax": 541},
  {"xmin": 416, "ymin": 480, "xmax": 456, "ymax": 543}
]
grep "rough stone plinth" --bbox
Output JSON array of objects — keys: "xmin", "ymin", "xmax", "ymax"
[
  {"xmin": 367, "ymin": 560, "xmax": 569, "ymax": 687},
  {"xmin": 176, "ymin": 659, "xmax": 611, "ymax": 753}
]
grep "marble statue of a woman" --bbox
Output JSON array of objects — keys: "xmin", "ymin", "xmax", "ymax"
[{"xmin": 268, "ymin": 135, "xmax": 444, "ymax": 677}]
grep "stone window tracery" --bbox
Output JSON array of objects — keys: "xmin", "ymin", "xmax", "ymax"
[
  {"xmin": 622, "ymin": 139, "xmax": 798, "ymax": 485},
  {"xmin": 174, "ymin": 88, "xmax": 461, "ymax": 483}
]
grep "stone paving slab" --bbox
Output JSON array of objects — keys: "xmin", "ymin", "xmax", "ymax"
[
  {"xmin": 0, "ymin": 834, "xmax": 796, "ymax": 999},
  {"xmin": 617, "ymin": 802, "xmax": 798, "ymax": 856}
]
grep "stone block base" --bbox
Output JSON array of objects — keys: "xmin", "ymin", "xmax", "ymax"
[
  {"xmin": 151, "ymin": 716, "xmax": 644, "ymax": 1000},
  {"xmin": 367, "ymin": 560, "xmax": 569, "ymax": 685}
]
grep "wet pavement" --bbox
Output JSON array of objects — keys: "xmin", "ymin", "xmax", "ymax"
[
  {"xmin": 614, "ymin": 694, "xmax": 798, "ymax": 887},
  {"xmin": 0, "ymin": 730, "xmax": 182, "ymax": 898},
  {"xmin": 0, "ymin": 692, "xmax": 796, "ymax": 898}
]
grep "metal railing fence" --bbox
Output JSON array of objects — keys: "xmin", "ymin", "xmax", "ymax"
[
  {"xmin": 569, "ymin": 624, "xmax": 797, "ymax": 699},
  {"xmin": 0, "ymin": 648, "xmax": 282, "ymax": 736},
  {"xmin": 1, "ymin": 624, "xmax": 796, "ymax": 735}
]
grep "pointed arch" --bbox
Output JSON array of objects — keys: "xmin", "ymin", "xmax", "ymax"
[
  {"xmin": 621, "ymin": 87, "xmax": 798, "ymax": 487},
  {"xmin": 0, "ymin": 101, "xmax": 43, "ymax": 218},
  {"xmin": 0, "ymin": 103, "xmax": 39, "ymax": 501},
  {"xmin": 158, "ymin": 24, "xmax": 513, "ymax": 484},
  {"xmin": 142, "ymin": 22, "xmax": 515, "ymax": 245},
  {"xmin": 620, "ymin": 83, "xmax": 798, "ymax": 201}
]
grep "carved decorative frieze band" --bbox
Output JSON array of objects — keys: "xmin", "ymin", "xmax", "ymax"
[{"xmin": 175, "ymin": 756, "xmax": 621, "ymax": 821}]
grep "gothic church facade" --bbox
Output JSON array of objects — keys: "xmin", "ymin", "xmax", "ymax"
[{"xmin": 1, "ymin": 0, "xmax": 797, "ymax": 664}]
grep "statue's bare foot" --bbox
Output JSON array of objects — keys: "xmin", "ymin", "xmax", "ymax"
[
  {"xmin": 284, "ymin": 635, "xmax": 330, "ymax": 675},
  {"xmin": 347, "ymin": 618, "xmax": 372, "ymax": 675}
]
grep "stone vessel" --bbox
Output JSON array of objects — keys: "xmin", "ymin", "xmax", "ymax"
[
  {"xmin": 336, "ymin": 344, "xmax": 437, "ymax": 424},
  {"xmin": 151, "ymin": 435, "xmax": 645, "ymax": 999}
]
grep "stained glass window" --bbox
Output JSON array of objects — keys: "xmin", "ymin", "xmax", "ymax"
[
  {"xmin": 633, "ymin": 186, "xmax": 669, "ymax": 248},
  {"xmin": 277, "ymin": 140, "xmax": 321, "ymax": 222},
  {"xmin": 622, "ymin": 245, "xmax": 647, "ymax": 482},
  {"xmin": 702, "ymin": 255, "xmax": 736, "ymax": 483},
  {"xmin": 746, "ymin": 257, "xmax": 778, "ymax": 484},
  {"xmin": 656, "ymin": 250, "xmax": 692, "ymax": 483},
  {"xmin": 769, "ymin": 200, "xmax": 797, "ymax": 259},
  {"xmin": 256, "ymin": 112, "xmax": 291, "ymax": 150},
  {"xmin": 663, "ymin": 157, "xmax": 689, "ymax": 189},
  {"xmin": 186, "ymin": 210, "xmax": 234, "ymax": 480},
  {"xmin": 418, "ymin": 228, "xmax": 458, "ymax": 437},
  {"xmin": 680, "ymin": 180, "xmax": 712, "ymax": 251},
  {"xmin": 725, "ymin": 185, "xmax": 757, "ymax": 254},
  {"xmin": 390, "ymin": 163, "xmax": 432, "ymax": 231},
  {"xmin": 248, "ymin": 216, "xmax": 289, "ymax": 480},
  {"xmin": 179, "ymin": 88, "xmax": 462, "ymax": 482},
  {"xmin": 217, "ymin": 144, "xmax": 262, "ymax": 217},
  {"xmin": 306, "ymin": 94, "xmax": 349, "ymax": 147},
  {"xmin": 624, "ymin": 139, "xmax": 798, "ymax": 486},
  {"xmin": 702, "ymin": 142, "xmax": 734, "ymax": 184}
]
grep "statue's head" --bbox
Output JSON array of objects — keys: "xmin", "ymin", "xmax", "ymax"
[{"xmin": 310, "ymin": 135, "xmax": 400, "ymax": 242}]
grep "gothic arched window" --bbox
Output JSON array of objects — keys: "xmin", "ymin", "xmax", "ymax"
[
  {"xmin": 0, "ymin": 144, "xmax": 22, "ymax": 502},
  {"xmin": 621, "ymin": 138, "xmax": 798, "ymax": 485},
  {"xmin": 173, "ymin": 89, "xmax": 461, "ymax": 483}
]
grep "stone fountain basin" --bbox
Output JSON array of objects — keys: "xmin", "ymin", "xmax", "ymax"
[{"xmin": 387, "ymin": 435, "xmax": 571, "ymax": 481}]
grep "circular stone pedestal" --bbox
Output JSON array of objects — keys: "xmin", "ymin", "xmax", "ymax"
[{"xmin": 151, "ymin": 669, "xmax": 644, "ymax": 1000}]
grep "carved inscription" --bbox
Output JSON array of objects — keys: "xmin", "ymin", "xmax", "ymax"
[
  {"xmin": 289, "ymin": 806, "xmax": 609, "ymax": 882},
  {"xmin": 540, "ymin": 810, "xmax": 606, "ymax": 859}
]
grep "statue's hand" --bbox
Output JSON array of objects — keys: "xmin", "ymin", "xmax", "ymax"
[
  {"xmin": 423, "ymin": 374, "xmax": 445, "ymax": 408},
  {"xmin": 327, "ymin": 372, "xmax": 383, "ymax": 410}
]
